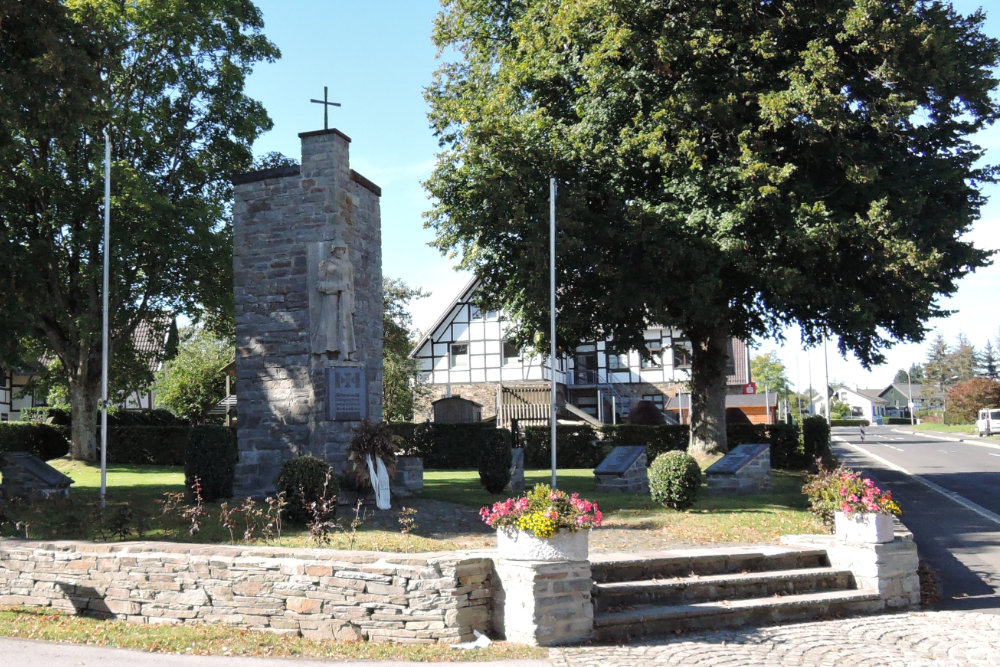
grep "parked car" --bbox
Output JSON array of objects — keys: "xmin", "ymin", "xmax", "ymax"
[{"xmin": 976, "ymin": 407, "xmax": 1000, "ymax": 437}]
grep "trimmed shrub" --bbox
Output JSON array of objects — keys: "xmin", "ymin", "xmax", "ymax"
[
  {"xmin": 184, "ymin": 425, "xmax": 237, "ymax": 502},
  {"xmin": 275, "ymin": 456, "xmax": 337, "ymax": 524},
  {"xmin": 728, "ymin": 423, "xmax": 805, "ymax": 469},
  {"xmin": 802, "ymin": 416, "xmax": 833, "ymax": 466},
  {"xmin": 18, "ymin": 405, "xmax": 71, "ymax": 425},
  {"xmin": 386, "ymin": 422, "xmax": 417, "ymax": 455},
  {"xmin": 885, "ymin": 417, "xmax": 912, "ymax": 425},
  {"xmin": 599, "ymin": 424, "xmax": 687, "ymax": 463},
  {"xmin": 0, "ymin": 423, "xmax": 69, "ymax": 460},
  {"xmin": 649, "ymin": 451, "xmax": 702, "ymax": 510},
  {"xmin": 478, "ymin": 430, "xmax": 512, "ymax": 493},
  {"xmin": 523, "ymin": 424, "xmax": 604, "ymax": 468}
]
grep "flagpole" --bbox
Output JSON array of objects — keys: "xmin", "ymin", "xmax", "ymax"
[
  {"xmin": 100, "ymin": 130, "xmax": 111, "ymax": 508},
  {"xmin": 549, "ymin": 177, "xmax": 557, "ymax": 490}
]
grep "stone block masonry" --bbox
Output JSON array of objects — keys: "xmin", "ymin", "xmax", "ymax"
[
  {"xmin": 0, "ymin": 540, "xmax": 491, "ymax": 644},
  {"xmin": 233, "ymin": 128, "xmax": 382, "ymax": 497}
]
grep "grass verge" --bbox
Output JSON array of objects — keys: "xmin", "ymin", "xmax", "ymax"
[{"xmin": 0, "ymin": 607, "xmax": 547, "ymax": 661}]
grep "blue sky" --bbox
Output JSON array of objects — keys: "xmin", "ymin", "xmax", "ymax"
[{"xmin": 244, "ymin": 0, "xmax": 1000, "ymax": 393}]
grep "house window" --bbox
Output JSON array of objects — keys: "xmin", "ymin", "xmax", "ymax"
[
  {"xmin": 449, "ymin": 343, "xmax": 469, "ymax": 368},
  {"xmin": 674, "ymin": 340, "xmax": 692, "ymax": 369},
  {"xmin": 641, "ymin": 340, "xmax": 662, "ymax": 368},
  {"xmin": 607, "ymin": 349, "xmax": 628, "ymax": 370},
  {"xmin": 642, "ymin": 393, "xmax": 665, "ymax": 409},
  {"xmin": 469, "ymin": 306, "xmax": 481, "ymax": 320},
  {"xmin": 502, "ymin": 340, "xmax": 519, "ymax": 364}
]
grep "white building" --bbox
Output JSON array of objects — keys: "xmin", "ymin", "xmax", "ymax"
[{"xmin": 410, "ymin": 279, "xmax": 751, "ymax": 426}]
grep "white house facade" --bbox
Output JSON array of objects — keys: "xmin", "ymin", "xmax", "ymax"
[{"xmin": 410, "ymin": 279, "xmax": 751, "ymax": 426}]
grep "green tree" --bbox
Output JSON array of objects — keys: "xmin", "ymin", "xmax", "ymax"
[
  {"xmin": 925, "ymin": 334, "xmax": 953, "ymax": 389},
  {"xmin": 0, "ymin": 0, "xmax": 277, "ymax": 459},
  {"xmin": 425, "ymin": 0, "xmax": 999, "ymax": 455},
  {"xmin": 155, "ymin": 328, "xmax": 232, "ymax": 423},
  {"xmin": 948, "ymin": 334, "xmax": 979, "ymax": 382},
  {"xmin": 983, "ymin": 340, "xmax": 998, "ymax": 380},
  {"xmin": 894, "ymin": 363, "xmax": 924, "ymax": 385},
  {"xmin": 750, "ymin": 352, "xmax": 790, "ymax": 396},
  {"xmin": 382, "ymin": 278, "xmax": 429, "ymax": 422}
]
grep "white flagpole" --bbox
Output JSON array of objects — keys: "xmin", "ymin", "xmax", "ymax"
[
  {"xmin": 549, "ymin": 177, "xmax": 557, "ymax": 490},
  {"xmin": 101, "ymin": 130, "xmax": 111, "ymax": 508}
]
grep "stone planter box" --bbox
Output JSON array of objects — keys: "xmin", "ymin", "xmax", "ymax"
[
  {"xmin": 835, "ymin": 511, "xmax": 894, "ymax": 543},
  {"xmin": 496, "ymin": 528, "xmax": 588, "ymax": 561}
]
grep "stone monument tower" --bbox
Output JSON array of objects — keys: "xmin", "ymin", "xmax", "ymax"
[{"xmin": 232, "ymin": 129, "xmax": 382, "ymax": 497}]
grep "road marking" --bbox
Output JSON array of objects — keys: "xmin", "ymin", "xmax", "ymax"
[
  {"xmin": 833, "ymin": 436, "xmax": 1000, "ymax": 528},
  {"xmin": 884, "ymin": 445, "xmax": 903, "ymax": 452},
  {"xmin": 990, "ymin": 454, "xmax": 1000, "ymax": 459}
]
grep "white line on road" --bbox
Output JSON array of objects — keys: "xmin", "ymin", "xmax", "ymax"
[
  {"xmin": 834, "ymin": 437, "xmax": 1000, "ymax": 528},
  {"xmin": 884, "ymin": 445, "xmax": 904, "ymax": 452}
]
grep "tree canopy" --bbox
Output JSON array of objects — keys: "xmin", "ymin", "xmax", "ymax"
[
  {"xmin": 750, "ymin": 352, "xmax": 791, "ymax": 397},
  {"xmin": 0, "ymin": 0, "xmax": 277, "ymax": 459},
  {"xmin": 383, "ymin": 278, "xmax": 429, "ymax": 422},
  {"xmin": 425, "ymin": 0, "xmax": 999, "ymax": 454}
]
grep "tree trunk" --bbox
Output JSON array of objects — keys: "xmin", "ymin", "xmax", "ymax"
[
  {"xmin": 687, "ymin": 324, "xmax": 730, "ymax": 457},
  {"xmin": 68, "ymin": 378, "xmax": 100, "ymax": 462}
]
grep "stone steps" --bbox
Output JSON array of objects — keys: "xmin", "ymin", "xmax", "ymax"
[
  {"xmin": 591, "ymin": 589, "xmax": 883, "ymax": 642},
  {"xmin": 593, "ymin": 567, "xmax": 855, "ymax": 611},
  {"xmin": 591, "ymin": 547, "xmax": 830, "ymax": 583},
  {"xmin": 590, "ymin": 546, "xmax": 884, "ymax": 641}
]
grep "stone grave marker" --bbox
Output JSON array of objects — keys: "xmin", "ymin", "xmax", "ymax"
[
  {"xmin": 594, "ymin": 445, "xmax": 648, "ymax": 493},
  {"xmin": 704, "ymin": 443, "xmax": 771, "ymax": 495},
  {"xmin": 0, "ymin": 452, "xmax": 74, "ymax": 500}
]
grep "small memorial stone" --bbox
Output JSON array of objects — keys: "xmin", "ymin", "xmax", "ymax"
[
  {"xmin": 705, "ymin": 443, "xmax": 771, "ymax": 495},
  {"xmin": 594, "ymin": 446, "xmax": 648, "ymax": 494}
]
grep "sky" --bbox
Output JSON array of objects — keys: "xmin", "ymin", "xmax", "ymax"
[{"xmin": 244, "ymin": 0, "xmax": 1000, "ymax": 394}]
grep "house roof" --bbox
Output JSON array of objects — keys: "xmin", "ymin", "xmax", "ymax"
[
  {"xmin": 409, "ymin": 276, "xmax": 481, "ymax": 359},
  {"xmin": 131, "ymin": 316, "xmax": 176, "ymax": 373}
]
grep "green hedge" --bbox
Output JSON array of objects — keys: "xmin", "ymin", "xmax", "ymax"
[
  {"xmin": 407, "ymin": 423, "xmax": 514, "ymax": 469},
  {"xmin": 802, "ymin": 416, "xmax": 832, "ymax": 465},
  {"xmin": 830, "ymin": 418, "xmax": 870, "ymax": 427},
  {"xmin": 726, "ymin": 423, "xmax": 806, "ymax": 469},
  {"xmin": 386, "ymin": 422, "xmax": 417, "ymax": 455},
  {"xmin": 184, "ymin": 425, "xmax": 238, "ymax": 502},
  {"xmin": 105, "ymin": 425, "xmax": 189, "ymax": 465},
  {"xmin": 523, "ymin": 424, "xmax": 606, "ymax": 468},
  {"xmin": 599, "ymin": 424, "xmax": 687, "ymax": 462},
  {"xmin": 0, "ymin": 423, "xmax": 70, "ymax": 460},
  {"xmin": 18, "ymin": 405, "xmax": 71, "ymax": 425},
  {"xmin": 885, "ymin": 417, "xmax": 912, "ymax": 425}
]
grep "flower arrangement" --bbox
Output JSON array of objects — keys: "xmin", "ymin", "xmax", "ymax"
[
  {"xmin": 479, "ymin": 484, "xmax": 603, "ymax": 539},
  {"xmin": 836, "ymin": 470, "xmax": 901, "ymax": 517}
]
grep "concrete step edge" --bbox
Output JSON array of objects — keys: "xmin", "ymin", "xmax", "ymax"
[{"xmin": 593, "ymin": 589, "xmax": 881, "ymax": 629}]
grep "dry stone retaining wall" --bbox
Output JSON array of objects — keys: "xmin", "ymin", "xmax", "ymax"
[{"xmin": 0, "ymin": 540, "xmax": 491, "ymax": 643}]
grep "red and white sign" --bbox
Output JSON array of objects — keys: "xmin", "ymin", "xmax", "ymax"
[{"xmin": 743, "ymin": 382, "xmax": 757, "ymax": 395}]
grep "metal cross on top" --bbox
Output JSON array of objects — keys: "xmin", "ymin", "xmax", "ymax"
[{"xmin": 310, "ymin": 86, "xmax": 342, "ymax": 130}]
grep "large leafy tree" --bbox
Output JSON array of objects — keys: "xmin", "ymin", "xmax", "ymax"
[
  {"xmin": 382, "ymin": 278, "xmax": 429, "ymax": 422},
  {"xmin": 155, "ymin": 327, "xmax": 232, "ymax": 423},
  {"xmin": 425, "ymin": 0, "xmax": 999, "ymax": 454},
  {"xmin": 750, "ymin": 352, "xmax": 791, "ymax": 396},
  {"xmin": 0, "ymin": 0, "xmax": 277, "ymax": 459}
]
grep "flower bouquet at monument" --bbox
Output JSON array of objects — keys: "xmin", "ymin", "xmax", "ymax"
[{"xmin": 480, "ymin": 484, "xmax": 602, "ymax": 560}]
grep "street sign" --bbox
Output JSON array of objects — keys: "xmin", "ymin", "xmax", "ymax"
[{"xmin": 743, "ymin": 382, "xmax": 757, "ymax": 395}]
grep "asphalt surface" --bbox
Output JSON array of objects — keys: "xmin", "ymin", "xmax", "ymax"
[{"xmin": 832, "ymin": 425, "xmax": 1000, "ymax": 610}]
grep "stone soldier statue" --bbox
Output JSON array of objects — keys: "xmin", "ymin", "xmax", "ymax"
[{"xmin": 313, "ymin": 240, "xmax": 356, "ymax": 360}]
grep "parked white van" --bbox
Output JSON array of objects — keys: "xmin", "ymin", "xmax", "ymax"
[{"xmin": 976, "ymin": 408, "xmax": 1000, "ymax": 437}]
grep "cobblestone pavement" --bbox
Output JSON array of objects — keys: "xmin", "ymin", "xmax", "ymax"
[{"xmin": 547, "ymin": 611, "xmax": 1000, "ymax": 666}]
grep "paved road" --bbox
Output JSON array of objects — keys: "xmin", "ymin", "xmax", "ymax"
[{"xmin": 831, "ymin": 425, "xmax": 1000, "ymax": 610}]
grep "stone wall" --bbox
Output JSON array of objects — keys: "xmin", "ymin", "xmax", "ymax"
[
  {"xmin": 0, "ymin": 540, "xmax": 490, "ymax": 643},
  {"xmin": 232, "ymin": 129, "xmax": 382, "ymax": 497}
]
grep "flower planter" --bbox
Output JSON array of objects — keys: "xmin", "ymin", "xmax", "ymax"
[
  {"xmin": 496, "ymin": 527, "xmax": 589, "ymax": 561},
  {"xmin": 834, "ymin": 511, "xmax": 895, "ymax": 543}
]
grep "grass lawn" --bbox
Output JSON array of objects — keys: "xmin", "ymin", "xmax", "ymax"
[
  {"xmin": 0, "ymin": 607, "xmax": 546, "ymax": 662},
  {"xmin": 907, "ymin": 423, "xmax": 977, "ymax": 434},
  {"xmin": 0, "ymin": 458, "xmax": 826, "ymax": 659}
]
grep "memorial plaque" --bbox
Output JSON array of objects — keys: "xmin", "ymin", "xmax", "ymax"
[
  {"xmin": 594, "ymin": 446, "xmax": 646, "ymax": 476},
  {"xmin": 327, "ymin": 366, "xmax": 367, "ymax": 421},
  {"xmin": 705, "ymin": 443, "xmax": 769, "ymax": 475}
]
